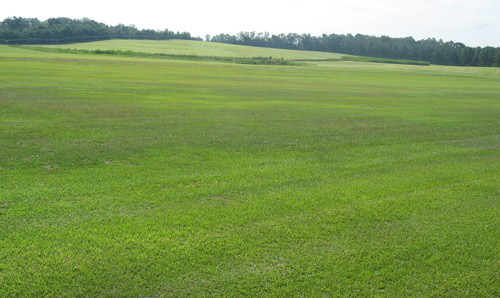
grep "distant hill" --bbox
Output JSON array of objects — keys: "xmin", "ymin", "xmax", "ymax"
[
  {"xmin": 40, "ymin": 39, "xmax": 345, "ymax": 60},
  {"xmin": 2, "ymin": 16, "xmax": 499, "ymax": 67}
]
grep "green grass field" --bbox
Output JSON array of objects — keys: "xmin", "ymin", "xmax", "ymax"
[
  {"xmin": 40, "ymin": 39, "xmax": 346, "ymax": 60},
  {"xmin": 1, "ymin": 42, "xmax": 499, "ymax": 297}
]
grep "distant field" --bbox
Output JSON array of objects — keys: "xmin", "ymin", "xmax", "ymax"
[
  {"xmin": 40, "ymin": 39, "xmax": 346, "ymax": 60},
  {"xmin": 1, "ymin": 44, "xmax": 499, "ymax": 297}
]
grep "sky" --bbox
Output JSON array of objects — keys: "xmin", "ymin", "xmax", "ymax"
[{"xmin": 2, "ymin": 0, "xmax": 500, "ymax": 47}]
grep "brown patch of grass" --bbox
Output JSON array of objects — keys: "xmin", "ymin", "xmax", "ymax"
[
  {"xmin": 0, "ymin": 201, "xmax": 6, "ymax": 215},
  {"xmin": 44, "ymin": 164, "xmax": 58, "ymax": 170}
]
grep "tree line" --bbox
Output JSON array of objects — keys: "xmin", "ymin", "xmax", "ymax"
[
  {"xmin": 0, "ymin": 17, "xmax": 200, "ymax": 44},
  {"xmin": 209, "ymin": 32, "xmax": 500, "ymax": 67}
]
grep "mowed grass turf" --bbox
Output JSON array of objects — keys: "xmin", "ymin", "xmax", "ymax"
[{"xmin": 0, "ymin": 44, "xmax": 499, "ymax": 297}]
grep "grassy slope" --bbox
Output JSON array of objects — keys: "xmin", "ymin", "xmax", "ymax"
[
  {"xmin": 1, "ymin": 44, "xmax": 499, "ymax": 297},
  {"xmin": 40, "ymin": 39, "xmax": 345, "ymax": 60}
]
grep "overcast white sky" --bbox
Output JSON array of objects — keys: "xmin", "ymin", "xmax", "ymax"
[{"xmin": 2, "ymin": 0, "xmax": 500, "ymax": 47}]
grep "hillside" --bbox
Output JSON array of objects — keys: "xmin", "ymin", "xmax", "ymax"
[
  {"xmin": 40, "ymin": 39, "xmax": 345, "ymax": 60},
  {"xmin": 2, "ymin": 17, "xmax": 499, "ymax": 66}
]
